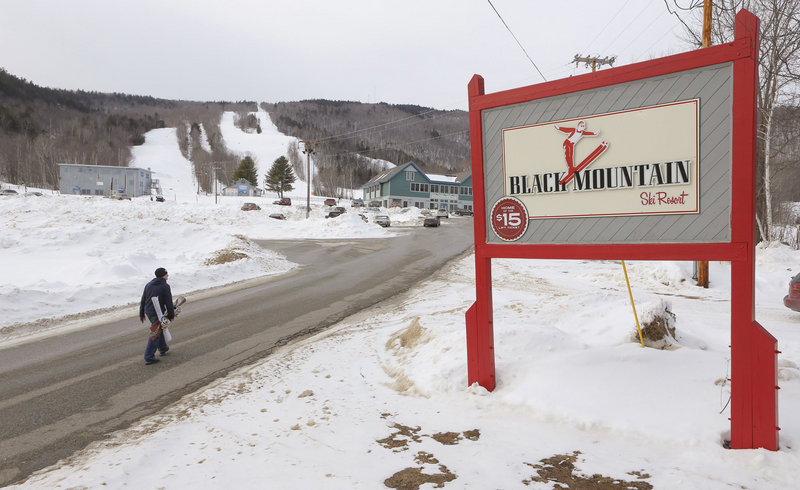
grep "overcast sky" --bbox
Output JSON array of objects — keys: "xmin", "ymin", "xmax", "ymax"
[{"xmin": 0, "ymin": 1, "xmax": 699, "ymax": 110}]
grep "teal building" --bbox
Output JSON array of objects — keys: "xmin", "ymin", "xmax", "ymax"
[{"xmin": 361, "ymin": 162, "xmax": 472, "ymax": 211}]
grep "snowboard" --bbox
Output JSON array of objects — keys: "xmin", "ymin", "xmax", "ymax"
[{"xmin": 149, "ymin": 296, "xmax": 187, "ymax": 341}]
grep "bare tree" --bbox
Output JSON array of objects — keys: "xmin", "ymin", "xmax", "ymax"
[
  {"xmin": 287, "ymin": 141, "xmax": 305, "ymax": 181},
  {"xmin": 670, "ymin": 0, "xmax": 800, "ymax": 241}
]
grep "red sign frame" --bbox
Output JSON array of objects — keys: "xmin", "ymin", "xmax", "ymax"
[{"xmin": 465, "ymin": 10, "xmax": 779, "ymax": 450}]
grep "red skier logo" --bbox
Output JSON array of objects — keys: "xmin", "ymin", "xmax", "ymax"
[{"xmin": 554, "ymin": 120, "xmax": 609, "ymax": 185}]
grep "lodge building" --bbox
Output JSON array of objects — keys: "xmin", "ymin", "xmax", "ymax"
[{"xmin": 361, "ymin": 162, "xmax": 473, "ymax": 211}]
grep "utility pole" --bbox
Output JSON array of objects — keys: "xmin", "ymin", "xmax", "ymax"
[
  {"xmin": 696, "ymin": 0, "xmax": 713, "ymax": 288},
  {"xmin": 702, "ymin": 0, "xmax": 713, "ymax": 48},
  {"xmin": 572, "ymin": 54, "xmax": 616, "ymax": 72},
  {"xmin": 212, "ymin": 163, "xmax": 221, "ymax": 205},
  {"xmin": 302, "ymin": 141, "xmax": 314, "ymax": 219}
]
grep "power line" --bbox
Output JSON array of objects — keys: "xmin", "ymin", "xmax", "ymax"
[
  {"xmin": 313, "ymin": 108, "xmax": 442, "ymax": 145},
  {"xmin": 487, "ymin": 0, "xmax": 547, "ymax": 82},
  {"xmin": 599, "ymin": 1, "xmax": 654, "ymax": 55},
  {"xmin": 325, "ymin": 129, "xmax": 470, "ymax": 159},
  {"xmin": 614, "ymin": 8, "xmax": 672, "ymax": 59},
  {"xmin": 581, "ymin": 0, "xmax": 634, "ymax": 55}
]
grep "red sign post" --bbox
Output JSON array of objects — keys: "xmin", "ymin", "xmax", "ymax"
[{"xmin": 465, "ymin": 10, "xmax": 778, "ymax": 450}]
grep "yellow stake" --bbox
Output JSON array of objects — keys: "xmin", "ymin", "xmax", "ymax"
[{"xmin": 622, "ymin": 260, "xmax": 645, "ymax": 348}]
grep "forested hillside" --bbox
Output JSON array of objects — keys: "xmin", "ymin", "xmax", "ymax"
[
  {"xmin": 0, "ymin": 68, "xmax": 253, "ymax": 190},
  {"xmin": 0, "ymin": 69, "xmax": 469, "ymax": 193}
]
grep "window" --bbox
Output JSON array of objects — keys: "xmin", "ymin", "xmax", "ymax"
[
  {"xmin": 430, "ymin": 184, "xmax": 439, "ymax": 193},
  {"xmin": 451, "ymin": 186, "xmax": 458, "ymax": 194},
  {"xmin": 406, "ymin": 171, "xmax": 415, "ymax": 181}
]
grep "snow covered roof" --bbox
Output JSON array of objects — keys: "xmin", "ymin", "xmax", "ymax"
[
  {"xmin": 362, "ymin": 162, "xmax": 468, "ymax": 187},
  {"xmin": 426, "ymin": 173, "xmax": 458, "ymax": 183}
]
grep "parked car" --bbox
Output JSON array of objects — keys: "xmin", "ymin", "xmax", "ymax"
[
  {"xmin": 423, "ymin": 216, "xmax": 440, "ymax": 227},
  {"xmin": 351, "ymin": 198, "xmax": 364, "ymax": 207},
  {"xmin": 115, "ymin": 194, "xmax": 132, "ymax": 200},
  {"xmin": 273, "ymin": 198, "xmax": 291, "ymax": 206},
  {"xmin": 241, "ymin": 202, "xmax": 261, "ymax": 211},
  {"xmin": 324, "ymin": 198, "xmax": 337, "ymax": 206},
  {"xmin": 453, "ymin": 208, "xmax": 473, "ymax": 216},
  {"xmin": 784, "ymin": 273, "xmax": 800, "ymax": 312},
  {"xmin": 436, "ymin": 208, "xmax": 449, "ymax": 218},
  {"xmin": 326, "ymin": 206, "xmax": 346, "ymax": 218},
  {"xmin": 369, "ymin": 200, "xmax": 382, "ymax": 208},
  {"xmin": 374, "ymin": 215, "xmax": 391, "ymax": 227},
  {"xmin": 390, "ymin": 201, "xmax": 402, "ymax": 208},
  {"xmin": 0, "ymin": 189, "xmax": 18, "ymax": 196},
  {"xmin": 269, "ymin": 213, "xmax": 286, "ymax": 220},
  {"xmin": 365, "ymin": 207, "xmax": 381, "ymax": 213},
  {"xmin": 155, "ymin": 195, "xmax": 166, "ymax": 202}
]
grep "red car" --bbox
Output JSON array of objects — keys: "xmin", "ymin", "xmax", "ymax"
[
  {"xmin": 273, "ymin": 198, "xmax": 291, "ymax": 206},
  {"xmin": 241, "ymin": 202, "xmax": 261, "ymax": 211},
  {"xmin": 324, "ymin": 198, "xmax": 337, "ymax": 206},
  {"xmin": 784, "ymin": 273, "xmax": 800, "ymax": 312}
]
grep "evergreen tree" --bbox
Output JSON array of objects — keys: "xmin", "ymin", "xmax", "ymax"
[
  {"xmin": 265, "ymin": 156, "xmax": 296, "ymax": 198},
  {"xmin": 232, "ymin": 156, "xmax": 258, "ymax": 187}
]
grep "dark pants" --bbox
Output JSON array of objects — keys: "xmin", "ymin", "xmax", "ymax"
[{"xmin": 144, "ymin": 330, "xmax": 168, "ymax": 362}]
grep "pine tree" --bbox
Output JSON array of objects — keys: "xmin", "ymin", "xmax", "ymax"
[
  {"xmin": 232, "ymin": 156, "xmax": 258, "ymax": 187},
  {"xmin": 265, "ymin": 156, "xmax": 296, "ymax": 198}
]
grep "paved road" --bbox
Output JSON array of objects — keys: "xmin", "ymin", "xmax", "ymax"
[{"xmin": 0, "ymin": 218, "xmax": 474, "ymax": 485}]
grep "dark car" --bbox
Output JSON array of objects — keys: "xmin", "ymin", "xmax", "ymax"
[
  {"xmin": 784, "ymin": 273, "xmax": 800, "ymax": 312},
  {"xmin": 326, "ymin": 206, "xmax": 346, "ymax": 218},
  {"xmin": 453, "ymin": 208, "xmax": 473, "ymax": 216},
  {"xmin": 155, "ymin": 195, "xmax": 166, "ymax": 202},
  {"xmin": 273, "ymin": 198, "xmax": 291, "ymax": 206},
  {"xmin": 324, "ymin": 198, "xmax": 337, "ymax": 206},
  {"xmin": 1, "ymin": 189, "xmax": 19, "ymax": 196},
  {"xmin": 369, "ymin": 200, "xmax": 382, "ymax": 208},
  {"xmin": 374, "ymin": 215, "xmax": 391, "ymax": 227},
  {"xmin": 269, "ymin": 213, "xmax": 286, "ymax": 220},
  {"xmin": 241, "ymin": 202, "xmax": 261, "ymax": 211},
  {"xmin": 423, "ymin": 216, "xmax": 440, "ymax": 227},
  {"xmin": 352, "ymin": 198, "xmax": 364, "ymax": 207}
]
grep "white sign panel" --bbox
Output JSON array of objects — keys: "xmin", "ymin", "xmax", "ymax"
[{"xmin": 502, "ymin": 99, "xmax": 699, "ymax": 219}]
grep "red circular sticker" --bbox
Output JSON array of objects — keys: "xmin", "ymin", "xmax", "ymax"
[{"xmin": 491, "ymin": 197, "xmax": 529, "ymax": 241}]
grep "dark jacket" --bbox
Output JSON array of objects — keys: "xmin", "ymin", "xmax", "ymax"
[{"xmin": 139, "ymin": 277, "xmax": 175, "ymax": 324}]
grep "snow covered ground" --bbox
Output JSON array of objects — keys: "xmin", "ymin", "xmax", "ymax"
[{"xmin": 2, "ymin": 111, "xmax": 800, "ymax": 488}]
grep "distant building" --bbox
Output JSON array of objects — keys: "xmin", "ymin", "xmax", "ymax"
[
  {"xmin": 222, "ymin": 178, "xmax": 263, "ymax": 197},
  {"xmin": 58, "ymin": 164, "xmax": 153, "ymax": 197},
  {"xmin": 361, "ymin": 161, "xmax": 472, "ymax": 211}
]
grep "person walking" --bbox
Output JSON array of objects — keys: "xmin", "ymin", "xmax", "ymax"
[{"xmin": 139, "ymin": 267, "xmax": 174, "ymax": 365}]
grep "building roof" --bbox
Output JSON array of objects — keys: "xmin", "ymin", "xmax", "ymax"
[
  {"xmin": 362, "ymin": 162, "xmax": 416, "ymax": 187},
  {"xmin": 426, "ymin": 173, "xmax": 458, "ymax": 183},
  {"xmin": 59, "ymin": 163, "xmax": 150, "ymax": 172},
  {"xmin": 361, "ymin": 162, "xmax": 470, "ymax": 188}
]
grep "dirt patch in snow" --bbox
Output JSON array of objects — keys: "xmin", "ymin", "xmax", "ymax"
[
  {"xmin": 523, "ymin": 451, "xmax": 653, "ymax": 489},
  {"xmin": 386, "ymin": 317, "xmax": 427, "ymax": 350},
  {"xmin": 204, "ymin": 249, "xmax": 248, "ymax": 266},
  {"xmin": 384, "ymin": 456, "xmax": 456, "ymax": 490},
  {"xmin": 378, "ymin": 420, "xmax": 481, "ymax": 489}
]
